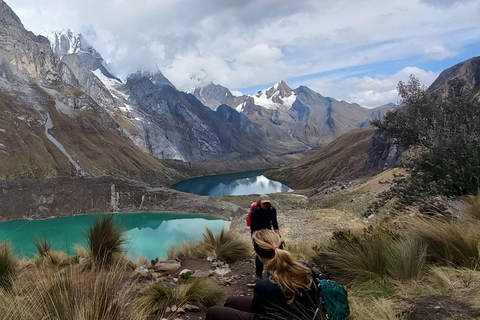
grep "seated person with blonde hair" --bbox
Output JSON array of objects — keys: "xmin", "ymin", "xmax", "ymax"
[{"xmin": 205, "ymin": 229, "xmax": 320, "ymax": 320}]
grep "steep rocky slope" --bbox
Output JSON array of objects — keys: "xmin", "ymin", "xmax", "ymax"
[
  {"xmin": 265, "ymin": 127, "xmax": 376, "ymax": 189},
  {"xmin": 428, "ymin": 56, "xmax": 480, "ymax": 98},
  {"xmin": 0, "ymin": 0, "xmax": 179, "ymax": 183}
]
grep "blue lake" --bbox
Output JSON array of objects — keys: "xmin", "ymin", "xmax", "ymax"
[
  {"xmin": 172, "ymin": 169, "xmax": 292, "ymax": 196},
  {"xmin": 0, "ymin": 213, "xmax": 229, "ymax": 261}
]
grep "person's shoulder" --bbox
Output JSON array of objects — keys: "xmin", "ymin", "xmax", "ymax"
[{"xmin": 254, "ymin": 278, "xmax": 280, "ymax": 295}]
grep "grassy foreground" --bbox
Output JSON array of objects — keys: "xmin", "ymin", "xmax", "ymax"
[{"xmin": 0, "ymin": 193, "xmax": 479, "ymax": 319}]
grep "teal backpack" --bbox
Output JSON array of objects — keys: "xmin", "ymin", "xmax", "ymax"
[{"xmin": 313, "ymin": 278, "xmax": 350, "ymax": 320}]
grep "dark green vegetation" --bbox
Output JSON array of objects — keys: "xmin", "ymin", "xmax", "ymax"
[
  {"xmin": 86, "ymin": 216, "xmax": 126, "ymax": 269},
  {"xmin": 373, "ymin": 76, "xmax": 480, "ymax": 198}
]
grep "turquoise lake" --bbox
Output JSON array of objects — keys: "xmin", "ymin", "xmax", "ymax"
[
  {"xmin": 172, "ymin": 169, "xmax": 292, "ymax": 196},
  {"xmin": 0, "ymin": 213, "xmax": 229, "ymax": 261}
]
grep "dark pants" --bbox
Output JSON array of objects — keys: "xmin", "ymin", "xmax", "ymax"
[
  {"xmin": 205, "ymin": 296, "xmax": 255, "ymax": 320},
  {"xmin": 255, "ymin": 255, "xmax": 264, "ymax": 278}
]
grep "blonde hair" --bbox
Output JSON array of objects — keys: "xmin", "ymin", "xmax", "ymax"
[{"xmin": 252, "ymin": 229, "xmax": 312, "ymax": 303}]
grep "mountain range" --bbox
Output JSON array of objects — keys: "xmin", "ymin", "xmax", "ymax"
[
  {"xmin": 3, "ymin": 0, "xmax": 477, "ymax": 186},
  {"xmin": 46, "ymin": 29, "xmax": 395, "ymax": 160}
]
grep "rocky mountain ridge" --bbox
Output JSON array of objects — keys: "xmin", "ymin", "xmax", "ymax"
[{"xmin": 0, "ymin": 0, "xmax": 183, "ymax": 183}]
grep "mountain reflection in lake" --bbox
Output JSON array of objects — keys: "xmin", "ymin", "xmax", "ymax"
[{"xmin": 172, "ymin": 169, "xmax": 292, "ymax": 196}]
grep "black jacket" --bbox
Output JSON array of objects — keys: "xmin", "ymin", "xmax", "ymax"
[
  {"xmin": 250, "ymin": 206, "xmax": 278, "ymax": 233},
  {"xmin": 251, "ymin": 275, "xmax": 319, "ymax": 319}
]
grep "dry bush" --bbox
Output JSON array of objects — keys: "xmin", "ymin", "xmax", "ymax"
[
  {"xmin": 169, "ymin": 228, "xmax": 251, "ymax": 264},
  {"xmin": 0, "ymin": 264, "xmax": 147, "ymax": 320},
  {"xmin": 134, "ymin": 255, "xmax": 149, "ymax": 267},
  {"xmin": 0, "ymin": 242, "xmax": 17, "ymax": 291},
  {"xmin": 34, "ymin": 250, "xmax": 73, "ymax": 268},
  {"xmin": 136, "ymin": 277, "xmax": 223, "ymax": 315}
]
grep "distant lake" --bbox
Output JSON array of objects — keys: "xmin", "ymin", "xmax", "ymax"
[
  {"xmin": 0, "ymin": 213, "xmax": 229, "ymax": 261},
  {"xmin": 172, "ymin": 169, "xmax": 292, "ymax": 196}
]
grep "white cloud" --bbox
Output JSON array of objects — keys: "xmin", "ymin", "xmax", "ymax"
[
  {"xmin": 308, "ymin": 67, "xmax": 440, "ymax": 108},
  {"xmin": 5, "ymin": 0, "xmax": 480, "ymax": 92}
]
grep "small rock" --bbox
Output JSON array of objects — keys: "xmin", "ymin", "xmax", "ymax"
[
  {"xmin": 367, "ymin": 214, "xmax": 375, "ymax": 220},
  {"xmin": 207, "ymin": 256, "xmax": 216, "ymax": 262},
  {"xmin": 184, "ymin": 304, "xmax": 200, "ymax": 312},
  {"xmin": 135, "ymin": 265, "xmax": 149, "ymax": 273},
  {"xmin": 171, "ymin": 305, "xmax": 177, "ymax": 312},
  {"xmin": 153, "ymin": 260, "xmax": 181, "ymax": 274},
  {"xmin": 177, "ymin": 307, "xmax": 185, "ymax": 314},
  {"xmin": 212, "ymin": 267, "xmax": 231, "ymax": 277},
  {"xmin": 434, "ymin": 306, "xmax": 441, "ymax": 309},
  {"xmin": 190, "ymin": 270, "xmax": 211, "ymax": 278},
  {"xmin": 165, "ymin": 307, "xmax": 171, "ymax": 313}
]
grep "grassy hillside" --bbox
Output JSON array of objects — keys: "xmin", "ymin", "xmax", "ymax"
[{"xmin": 265, "ymin": 127, "xmax": 376, "ymax": 189}]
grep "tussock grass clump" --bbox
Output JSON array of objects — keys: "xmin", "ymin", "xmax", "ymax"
[
  {"xmin": 169, "ymin": 228, "xmax": 251, "ymax": 264},
  {"xmin": 34, "ymin": 250, "xmax": 73, "ymax": 268},
  {"xmin": 137, "ymin": 277, "xmax": 223, "ymax": 315},
  {"xmin": 314, "ymin": 225, "xmax": 428, "ymax": 284},
  {"xmin": 314, "ymin": 228, "xmax": 390, "ymax": 283},
  {"xmin": 33, "ymin": 236, "xmax": 51, "ymax": 257},
  {"xmin": 0, "ymin": 242, "xmax": 17, "ymax": 291},
  {"xmin": 349, "ymin": 296, "xmax": 403, "ymax": 320},
  {"xmin": 86, "ymin": 215, "xmax": 126, "ymax": 269},
  {"xmin": 0, "ymin": 265, "xmax": 147, "ymax": 320},
  {"xmin": 410, "ymin": 218, "xmax": 480, "ymax": 269}
]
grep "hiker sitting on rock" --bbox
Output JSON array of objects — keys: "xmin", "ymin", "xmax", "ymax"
[
  {"xmin": 249, "ymin": 194, "xmax": 280, "ymax": 280},
  {"xmin": 205, "ymin": 229, "xmax": 319, "ymax": 320}
]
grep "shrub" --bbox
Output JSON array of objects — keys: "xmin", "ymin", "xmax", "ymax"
[
  {"xmin": 0, "ymin": 242, "xmax": 17, "ymax": 291},
  {"xmin": 86, "ymin": 215, "xmax": 126, "ymax": 269},
  {"xmin": 373, "ymin": 76, "xmax": 480, "ymax": 197}
]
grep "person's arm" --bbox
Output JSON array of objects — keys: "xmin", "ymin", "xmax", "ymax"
[{"xmin": 271, "ymin": 208, "xmax": 280, "ymax": 236}]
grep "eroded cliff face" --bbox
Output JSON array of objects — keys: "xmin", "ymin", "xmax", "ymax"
[
  {"xmin": 0, "ymin": 177, "xmax": 243, "ymax": 220},
  {"xmin": 365, "ymin": 129, "xmax": 406, "ymax": 174}
]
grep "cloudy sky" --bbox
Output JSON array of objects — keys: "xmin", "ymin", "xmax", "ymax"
[{"xmin": 6, "ymin": 0, "xmax": 480, "ymax": 108}]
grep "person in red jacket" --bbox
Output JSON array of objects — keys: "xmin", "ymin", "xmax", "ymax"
[{"xmin": 249, "ymin": 194, "xmax": 280, "ymax": 280}]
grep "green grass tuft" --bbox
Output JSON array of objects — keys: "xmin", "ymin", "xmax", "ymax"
[{"xmin": 86, "ymin": 215, "xmax": 126, "ymax": 269}]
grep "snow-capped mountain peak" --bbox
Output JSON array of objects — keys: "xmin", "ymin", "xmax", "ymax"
[
  {"xmin": 47, "ymin": 29, "xmax": 82, "ymax": 57},
  {"xmin": 253, "ymin": 80, "xmax": 296, "ymax": 110}
]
